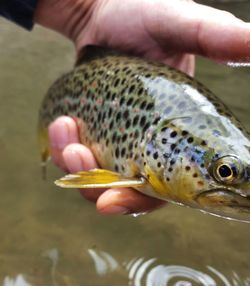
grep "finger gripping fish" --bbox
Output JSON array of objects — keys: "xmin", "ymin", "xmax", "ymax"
[{"xmin": 38, "ymin": 46, "xmax": 250, "ymax": 222}]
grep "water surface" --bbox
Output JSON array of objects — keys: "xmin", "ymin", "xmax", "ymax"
[{"xmin": 0, "ymin": 2, "xmax": 249, "ymax": 285}]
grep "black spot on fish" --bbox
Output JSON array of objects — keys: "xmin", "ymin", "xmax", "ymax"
[
  {"xmin": 109, "ymin": 120, "xmax": 114, "ymax": 129},
  {"xmin": 140, "ymin": 116, "xmax": 147, "ymax": 127},
  {"xmin": 133, "ymin": 115, "xmax": 139, "ymax": 126},
  {"xmin": 126, "ymin": 119, "xmax": 131, "ymax": 129},
  {"xmin": 174, "ymin": 148, "xmax": 181, "ymax": 154},
  {"xmin": 170, "ymin": 159, "xmax": 176, "ymax": 165},
  {"xmin": 143, "ymin": 122, "xmax": 151, "ymax": 133},
  {"xmin": 122, "ymin": 133, "xmax": 127, "ymax": 142},
  {"xmin": 191, "ymin": 156, "xmax": 196, "ymax": 162},
  {"xmin": 187, "ymin": 137, "xmax": 194, "ymax": 143},
  {"xmin": 152, "ymin": 117, "xmax": 161, "ymax": 125},
  {"xmin": 140, "ymin": 101, "xmax": 147, "ymax": 109},
  {"xmin": 182, "ymin": 130, "xmax": 188, "ymax": 136},
  {"xmin": 123, "ymin": 109, "xmax": 129, "ymax": 119},
  {"xmin": 146, "ymin": 102, "xmax": 154, "ymax": 110},
  {"xmin": 120, "ymin": 97, "xmax": 125, "ymax": 106},
  {"xmin": 201, "ymin": 140, "xmax": 207, "ymax": 146},
  {"xmin": 171, "ymin": 144, "xmax": 177, "ymax": 151},
  {"xmin": 114, "ymin": 78, "xmax": 120, "ymax": 87},
  {"xmin": 134, "ymin": 130, "xmax": 139, "ymax": 139},
  {"xmin": 162, "ymin": 138, "xmax": 167, "ymax": 144},
  {"xmin": 138, "ymin": 87, "xmax": 144, "ymax": 96},
  {"xmin": 112, "ymin": 132, "xmax": 117, "ymax": 143},
  {"xmin": 116, "ymin": 136, "xmax": 121, "ymax": 144},
  {"xmin": 116, "ymin": 112, "xmax": 121, "ymax": 122},
  {"xmin": 121, "ymin": 78, "xmax": 126, "ymax": 85},
  {"xmin": 104, "ymin": 130, "xmax": 108, "ymax": 138},
  {"xmin": 153, "ymin": 152, "xmax": 158, "ymax": 160},
  {"xmin": 112, "ymin": 93, "xmax": 116, "ymax": 101},
  {"xmin": 127, "ymin": 97, "xmax": 133, "ymax": 106},
  {"xmin": 115, "ymin": 147, "xmax": 120, "ymax": 158},
  {"xmin": 128, "ymin": 142, "xmax": 133, "ymax": 151},
  {"xmin": 129, "ymin": 85, "xmax": 135, "ymax": 93},
  {"xmin": 170, "ymin": 131, "xmax": 177, "ymax": 138},
  {"xmin": 106, "ymin": 91, "xmax": 111, "ymax": 100},
  {"xmin": 121, "ymin": 148, "xmax": 126, "ymax": 158}
]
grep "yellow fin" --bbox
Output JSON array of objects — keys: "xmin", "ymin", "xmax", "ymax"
[{"xmin": 55, "ymin": 169, "xmax": 145, "ymax": 189}]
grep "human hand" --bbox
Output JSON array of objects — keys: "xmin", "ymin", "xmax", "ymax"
[
  {"xmin": 48, "ymin": 116, "xmax": 166, "ymax": 215},
  {"xmin": 35, "ymin": 0, "xmax": 250, "ymax": 214}
]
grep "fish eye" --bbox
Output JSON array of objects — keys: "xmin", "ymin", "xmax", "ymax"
[
  {"xmin": 217, "ymin": 164, "xmax": 234, "ymax": 180},
  {"xmin": 212, "ymin": 156, "xmax": 244, "ymax": 185}
]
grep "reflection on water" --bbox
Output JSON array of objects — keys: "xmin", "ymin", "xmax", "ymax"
[
  {"xmin": 0, "ymin": 1, "xmax": 250, "ymax": 286},
  {"xmin": 88, "ymin": 248, "xmax": 250, "ymax": 286},
  {"xmin": 42, "ymin": 249, "xmax": 59, "ymax": 286},
  {"xmin": 3, "ymin": 275, "xmax": 31, "ymax": 286},
  {"xmin": 88, "ymin": 249, "xmax": 119, "ymax": 275}
]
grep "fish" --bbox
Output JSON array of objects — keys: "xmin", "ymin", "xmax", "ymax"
[{"xmin": 38, "ymin": 45, "xmax": 250, "ymax": 222}]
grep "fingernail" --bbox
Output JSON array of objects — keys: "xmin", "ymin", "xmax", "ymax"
[
  {"xmin": 64, "ymin": 149, "xmax": 84, "ymax": 173},
  {"xmin": 49, "ymin": 121, "xmax": 69, "ymax": 149},
  {"xmin": 99, "ymin": 205, "xmax": 129, "ymax": 215}
]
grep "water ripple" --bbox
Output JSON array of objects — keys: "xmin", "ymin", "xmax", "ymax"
[{"xmin": 88, "ymin": 248, "xmax": 250, "ymax": 286}]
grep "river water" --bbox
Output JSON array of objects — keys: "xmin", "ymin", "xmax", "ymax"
[{"xmin": 0, "ymin": 1, "xmax": 249, "ymax": 286}]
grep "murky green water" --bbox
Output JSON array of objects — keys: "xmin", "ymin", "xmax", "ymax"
[{"xmin": 0, "ymin": 2, "xmax": 249, "ymax": 286}]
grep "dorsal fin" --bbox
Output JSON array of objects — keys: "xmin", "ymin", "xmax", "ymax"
[{"xmin": 75, "ymin": 45, "xmax": 121, "ymax": 66}]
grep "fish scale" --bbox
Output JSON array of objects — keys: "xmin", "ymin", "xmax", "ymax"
[{"xmin": 39, "ymin": 46, "xmax": 250, "ymax": 222}]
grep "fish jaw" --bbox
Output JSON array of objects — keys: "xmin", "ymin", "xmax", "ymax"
[{"xmin": 195, "ymin": 188, "xmax": 250, "ymax": 222}]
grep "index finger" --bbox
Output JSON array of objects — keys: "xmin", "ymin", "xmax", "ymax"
[{"xmin": 144, "ymin": 0, "xmax": 250, "ymax": 63}]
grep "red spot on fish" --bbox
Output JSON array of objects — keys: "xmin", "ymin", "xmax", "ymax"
[
  {"xmin": 80, "ymin": 98, "xmax": 86, "ymax": 105},
  {"xmin": 119, "ymin": 127, "xmax": 125, "ymax": 133},
  {"xmin": 154, "ymin": 112, "xmax": 160, "ymax": 118},
  {"xmin": 92, "ymin": 81, "xmax": 97, "ymax": 89},
  {"xmin": 96, "ymin": 98, "xmax": 103, "ymax": 106},
  {"xmin": 133, "ymin": 108, "xmax": 139, "ymax": 113},
  {"xmin": 64, "ymin": 98, "xmax": 70, "ymax": 106},
  {"xmin": 112, "ymin": 100, "xmax": 119, "ymax": 109}
]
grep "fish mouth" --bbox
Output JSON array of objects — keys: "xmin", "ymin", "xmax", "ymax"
[{"xmin": 196, "ymin": 189, "xmax": 250, "ymax": 212}]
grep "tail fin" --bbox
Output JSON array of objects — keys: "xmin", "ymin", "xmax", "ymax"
[{"xmin": 38, "ymin": 123, "xmax": 50, "ymax": 180}]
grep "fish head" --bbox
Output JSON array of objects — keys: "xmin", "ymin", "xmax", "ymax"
[
  {"xmin": 142, "ymin": 120, "xmax": 250, "ymax": 221},
  {"xmin": 194, "ymin": 153, "xmax": 250, "ymax": 221}
]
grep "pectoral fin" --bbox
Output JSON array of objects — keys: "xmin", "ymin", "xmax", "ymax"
[{"xmin": 55, "ymin": 169, "xmax": 146, "ymax": 189}]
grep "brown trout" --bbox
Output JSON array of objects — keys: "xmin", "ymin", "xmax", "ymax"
[{"xmin": 39, "ymin": 46, "xmax": 250, "ymax": 222}]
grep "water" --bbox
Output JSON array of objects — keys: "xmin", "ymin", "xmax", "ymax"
[{"xmin": 0, "ymin": 2, "xmax": 249, "ymax": 285}]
